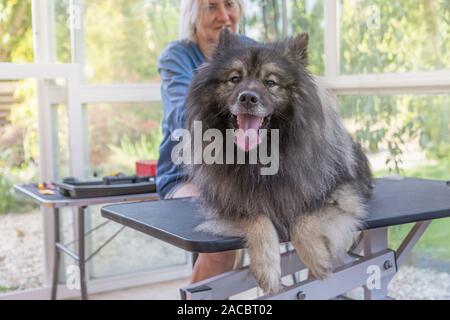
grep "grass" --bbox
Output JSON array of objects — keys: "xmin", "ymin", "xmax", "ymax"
[
  {"xmin": 375, "ymin": 160, "xmax": 450, "ymax": 261},
  {"xmin": 388, "ymin": 220, "xmax": 450, "ymax": 260},
  {"xmin": 375, "ymin": 162, "xmax": 450, "ymax": 181},
  {"xmin": 0, "ymin": 286, "xmax": 17, "ymax": 293}
]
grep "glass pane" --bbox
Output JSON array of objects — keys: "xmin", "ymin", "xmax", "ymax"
[
  {"xmin": 54, "ymin": 0, "xmax": 72, "ymax": 64},
  {"xmin": 58, "ymin": 207, "xmax": 75, "ymax": 285},
  {"xmin": 338, "ymin": 94, "xmax": 450, "ymax": 299},
  {"xmin": 244, "ymin": 0, "xmax": 325, "ymax": 75},
  {"xmin": 82, "ymin": 0, "xmax": 180, "ymax": 83},
  {"xmin": 85, "ymin": 102, "xmax": 186, "ymax": 278},
  {"xmin": 74, "ymin": 0, "xmax": 324, "ymax": 82},
  {"xmin": 338, "ymin": 94, "xmax": 450, "ymax": 178},
  {"xmin": 53, "ymin": 102, "xmax": 70, "ymax": 180},
  {"xmin": 86, "ymin": 102, "xmax": 163, "ymax": 177},
  {"xmin": 0, "ymin": 79, "xmax": 41, "ymax": 293},
  {"xmin": 87, "ymin": 204, "xmax": 187, "ymax": 279},
  {"xmin": 340, "ymin": 0, "xmax": 450, "ymax": 74},
  {"xmin": 0, "ymin": 0, "xmax": 33, "ymax": 63}
]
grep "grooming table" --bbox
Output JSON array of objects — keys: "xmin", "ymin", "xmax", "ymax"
[
  {"xmin": 14, "ymin": 183, "xmax": 158, "ymax": 300},
  {"xmin": 101, "ymin": 177, "xmax": 450, "ymax": 300}
]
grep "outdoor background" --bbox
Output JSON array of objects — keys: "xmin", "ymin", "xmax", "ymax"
[{"xmin": 1, "ymin": 0, "xmax": 449, "ymax": 298}]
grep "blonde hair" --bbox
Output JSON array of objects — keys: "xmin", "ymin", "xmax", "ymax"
[{"xmin": 179, "ymin": 0, "xmax": 244, "ymax": 42}]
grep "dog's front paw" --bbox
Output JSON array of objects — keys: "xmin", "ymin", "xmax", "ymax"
[
  {"xmin": 242, "ymin": 215, "xmax": 282, "ymax": 294},
  {"xmin": 295, "ymin": 234, "xmax": 333, "ymax": 280},
  {"xmin": 306, "ymin": 252, "xmax": 333, "ymax": 280},
  {"xmin": 290, "ymin": 215, "xmax": 335, "ymax": 280},
  {"xmin": 250, "ymin": 262, "xmax": 282, "ymax": 294}
]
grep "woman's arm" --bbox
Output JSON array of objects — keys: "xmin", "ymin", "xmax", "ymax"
[
  {"xmin": 157, "ymin": 42, "xmax": 201, "ymax": 198},
  {"xmin": 158, "ymin": 44, "xmax": 196, "ymax": 132}
]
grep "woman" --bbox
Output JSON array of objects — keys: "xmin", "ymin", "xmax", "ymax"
[{"xmin": 156, "ymin": 0, "xmax": 250, "ymax": 283}]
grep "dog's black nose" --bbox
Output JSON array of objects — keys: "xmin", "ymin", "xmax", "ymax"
[{"xmin": 238, "ymin": 91, "xmax": 259, "ymax": 109}]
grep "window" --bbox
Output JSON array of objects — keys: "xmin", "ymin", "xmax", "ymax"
[
  {"xmin": 340, "ymin": 0, "xmax": 450, "ymax": 74},
  {"xmin": 0, "ymin": 0, "xmax": 33, "ymax": 63},
  {"xmin": 244, "ymin": 0, "xmax": 325, "ymax": 75}
]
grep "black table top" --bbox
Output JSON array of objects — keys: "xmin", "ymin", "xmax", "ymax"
[
  {"xmin": 14, "ymin": 184, "xmax": 158, "ymax": 208},
  {"xmin": 101, "ymin": 177, "xmax": 450, "ymax": 253}
]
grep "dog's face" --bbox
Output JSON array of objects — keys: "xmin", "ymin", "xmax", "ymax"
[
  {"xmin": 188, "ymin": 29, "xmax": 318, "ymax": 151},
  {"xmin": 214, "ymin": 31, "xmax": 309, "ymax": 128}
]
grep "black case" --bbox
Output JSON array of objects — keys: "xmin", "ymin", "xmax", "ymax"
[{"xmin": 54, "ymin": 175, "xmax": 156, "ymax": 198}]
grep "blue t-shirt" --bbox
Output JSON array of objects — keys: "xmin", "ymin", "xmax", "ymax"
[
  {"xmin": 156, "ymin": 40, "xmax": 205, "ymax": 199},
  {"xmin": 156, "ymin": 36, "xmax": 255, "ymax": 199}
]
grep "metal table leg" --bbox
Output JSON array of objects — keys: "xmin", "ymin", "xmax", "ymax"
[
  {"xmin": 51, "ymin": 208, "xmax": 60, "ymax": 300},
  {"xmin": 77, "ymin": 206, "xmax": 88, "ymax": 300},
  {"xmin": 52, "ymin": 205, "xmax": 124, "ymax": 300},
  {"xmin": 362, "ymin": 227, "xmax": 393, "ymax": 300}
]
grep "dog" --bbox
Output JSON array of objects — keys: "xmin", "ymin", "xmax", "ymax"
[{"xmin": 184, "ymin": 29, "xmax": 372, "ymax": 294}]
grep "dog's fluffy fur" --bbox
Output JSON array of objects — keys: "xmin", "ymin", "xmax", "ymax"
[{"xmin": 184, "ymin": 29, "xmax": 372, "ymax": 294}]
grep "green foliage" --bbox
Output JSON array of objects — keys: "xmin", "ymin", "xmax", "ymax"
[
  {"xmin": 54, "ymin": 0, "xmax": 72, "ymax": 63},
  {"xmin": 375, "ymin": 159, "xmax": 450, "ymax": 180},
  {"xmin": 340, "ymin": 94, "xmax": 450, "ymax": 174},
  {"xmin": 389, "ymin": 219, "xmax": 450, "ymax": 260},
  {"xmin": 0, "ymin": 146, "xmax": 37, "ymax": 214},
  {"xmin": 0, "ymin": 285, "xmax": 18, "ymax": 293},
  {"xmin": 338, "ymin": 0, "xmax": 450, "ymax": 170},
  {"xmin": 74, "ymin": 0, "xmax": 180, "ymax": 83},
  {"xmin": 418, "ymin": 98, "xmax": 450, "ymax": 162},
  {"xmin": 244, "ymin": 0, "xmax": 324, "ymax": 75},
  {"xmin": 289, "ymin": 0, "xmax": 324, "ymax": 75},
  {"xmin": 340, "ymin": 0, "xmax": 450, "ymax": 74},
  {"xmin": 8, "ymin": 80, "xmax": 39, "ymax": 166},
  {"xmin": 109, "ymin": 131, "xmax": 162, "ymax": 162},
  {"xmin": 103, "ymin": 129, "xmax": 162, "ymax": 176},
  {"xmin": 0, "ymin": 171, "xmax": 14, "ymax": 214},
  {"xmin": 0, "ymin": 0, "xmax": 33, "ymax": 62},
  {"xmin": 85, "ymin": 102, "xmax": 163, "ymax": 177},
  {"xmin": 0, "ymin": 1, "xmax": 36, "ymax": 188}
]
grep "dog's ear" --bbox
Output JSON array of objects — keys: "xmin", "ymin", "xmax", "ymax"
[
  {"xmin": 217, "ymin": 27, "xmax": 239, "ymax": 51},
  {"xmin": 284, "ymin": 32, "xmax": 309, "ymax": 65}
]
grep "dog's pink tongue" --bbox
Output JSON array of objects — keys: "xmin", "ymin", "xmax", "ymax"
[{"xmin": 234, "ymin": 114, "xmax": 263, "ymax": 151}]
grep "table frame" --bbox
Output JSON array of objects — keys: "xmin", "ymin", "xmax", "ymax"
[
  {"xmin": 14, "ymin": 184, "xmax": 158, "ymax": 300},
  {"xmin": 180, "ymin": 221, "xmax": 431, "ymax": 300}
]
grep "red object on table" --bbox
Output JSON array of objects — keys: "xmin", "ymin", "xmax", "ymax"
[{"xmin": 136, "ymin": 160, "xmax": 157, "ymax": 177}]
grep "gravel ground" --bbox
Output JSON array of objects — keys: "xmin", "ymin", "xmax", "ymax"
[
  {"xmin": 0, "ymin": 211, "xmax": 44, "ymax": 291},
  {"xmin": 389, "ymin": 265, "xmax": 450, "ymax": 300},
  {"xmin": 1, "ymin": 211, "xmax": 450, "ymax": 299}
]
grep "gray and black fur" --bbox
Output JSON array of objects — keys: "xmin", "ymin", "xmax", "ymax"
[{"xmin": 184, "ymin": 29, "xmax": 372, "ymax": 294}]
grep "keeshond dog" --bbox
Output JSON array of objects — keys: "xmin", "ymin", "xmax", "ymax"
[{"xmin": 184, "ymin": 29, "xmax": 372, "ymax": 294}]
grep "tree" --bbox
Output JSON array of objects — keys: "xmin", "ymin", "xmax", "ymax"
[{"xmin": 0, "ymin": 0, "xmax": 33, "ymax": 62}]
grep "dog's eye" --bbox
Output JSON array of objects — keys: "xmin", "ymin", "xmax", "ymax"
[
  {"xmin": 265, "ymin": 79, "xmax": 278, "ymax": 88},
  {"xmin": 229, "ymin": 76, "xmax": 242, "ymax": 84}
]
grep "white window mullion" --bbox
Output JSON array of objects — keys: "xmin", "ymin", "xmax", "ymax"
[
  {"xmin": 67, "ymin": 68, "xmax": 85, "ymax": 178},
  {"xmin": 32, "ymin": 0, "xmax": 55, "ymax": 181},
  {"xmin": 324, "ymin": 0, "xmax": 340, "ymax": 79},
  {"xmin": 80, "ymin": 84, "xmax": 162, "ymax": 103},
  {"xmin": 326, "ymin": 71, "xmax": 450, "ymax": 95},
  {"xmin": 31, "ymin": 0, "xmax": 58, "ymax": 292}
]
